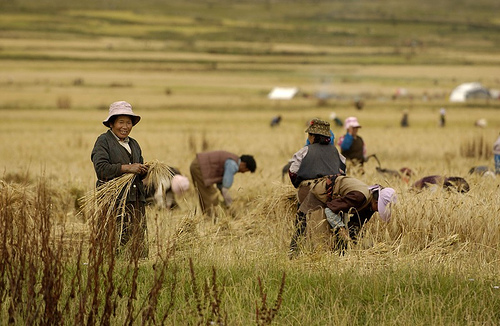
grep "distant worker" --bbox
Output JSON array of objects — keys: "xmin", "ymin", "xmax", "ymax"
[
  {"xmin": 468, "ymin": 166, "xmax": 495, "ymax": 178},
  {"xmin": 411, "ymin": 175, "xmax": 469, "ymax": 193},
  {"xmin": 494, "ymin": 132, "xmax": 500, "ymax": 174},
  {"xmin": 329, "ymin": 112, "xmax": 344, "ymax": 127},
  {"xmin": 439, "ymin": 107, "xmax": 446, "ymax": 127},
  {"xmin": 354, "ymin": 99, "xmax": 364, "ymax": 110},
  {"xmin": 337, "ymin": 117, "xmax": 367, "ymax": 168},
  {"xmin": 270, "ymin": 115, "xmax": 282, "ymax": 127},
  {"xmin": 474, "ymin": 119, "xmax": 487, "ymax": 128},
  {"xmin": 400, "ymin": 109, "xmax": 409, "ymax": 127},
  {"xmin": 190, "ymin": 151, "xmax": 256, "ymax": 217}
]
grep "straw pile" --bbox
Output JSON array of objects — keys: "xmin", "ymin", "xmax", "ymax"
[
  {"xmin": 1, "ymin": 179, "xmax": 77, "ymax": 224},
  {"xmin": 223, "ymin": 182, "xmax": 298, "ymax": 250},
  {"xmin": 80, "ymin": 160, "xmax": 176, "ymax": 228},
  {"xmin": 250, "ymin": 182, "xmax": 297, "ymax": 222}
]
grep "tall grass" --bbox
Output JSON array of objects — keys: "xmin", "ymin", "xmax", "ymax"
[
  {"xmin": 0, "ymin": 174, "xmax": 293, "ymax": 324},
  {"xmin": 6, "ymin": 165, "xmax": 500, "ymax": 324}
]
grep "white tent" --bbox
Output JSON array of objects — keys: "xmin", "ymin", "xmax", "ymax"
[
  {"xmin": 449, "ymin": 82, "xmax": 490, "ymax": 102},
  {"xmin": 268, "ymin": 87, "xmax": 299, "ymax": 100}
]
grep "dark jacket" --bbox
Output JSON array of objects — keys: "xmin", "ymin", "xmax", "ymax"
[
  {"xmin": 341, "ymin": 136, "xmax": 365, "ymax": 164},
  {"xmin": 294, "ymin": 143, "xmax": 345, "ymax": 188},
  {"xmin": 91, "ymin": 130, "xmax": 146, "ymax": 203}
]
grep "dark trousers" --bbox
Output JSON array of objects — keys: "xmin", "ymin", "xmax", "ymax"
[
  {"xmin": 289, "ymin": 210, "xmax": 306, "ymax": 254},
  {"xmin": 117, "ymin": 201, "xmax": 148, "ymax": 259}
]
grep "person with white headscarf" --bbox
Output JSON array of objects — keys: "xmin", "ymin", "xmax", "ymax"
[
  {"xmin": 321, "ymin": 177, "xmax": 396, "ymax": 242},
  {"xmin": 289, "ymin": 175, "xmax": 397, "ymax": 257},
  {"xmin": 144, "ymin": 167, "xmax": 190, "ymax": 210}
]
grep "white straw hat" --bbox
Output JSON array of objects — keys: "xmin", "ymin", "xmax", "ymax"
[
  {"xmin": 103, "ymin": 101, "xmax": 141, "ymax": 127},
  {"xmin": 344, "ymin": 116, "xmax": 361, "ymax": 130}
]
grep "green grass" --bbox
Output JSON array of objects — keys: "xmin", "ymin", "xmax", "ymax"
[
  {"xmin": 1, "ymin": 0, "xmax": 499, "ymax": 55},
  {"xmin": 1, "ymin": 0, "xmax": 500, "ymax": 324}
]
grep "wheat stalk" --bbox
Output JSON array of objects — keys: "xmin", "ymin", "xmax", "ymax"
[
  {"xmin": 143, "ymin": 160, "xmax": 177, "ymax": 194},
  {"xmin": 80, "ymin": 173, "xmax": 135, "ymax": 233},
  {"xmin": 80, "ymin": 160, "xmax": 177, "ymax": 227}
]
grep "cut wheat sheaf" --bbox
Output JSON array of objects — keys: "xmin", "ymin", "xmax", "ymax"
[{"xmin": 79, "ymin": 161, "xmax": 176, "ymax": 237}]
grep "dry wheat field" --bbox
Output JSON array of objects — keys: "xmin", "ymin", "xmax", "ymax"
[
  {"xmin": 1, "ymin": 0, "xmax": 500, "ymax": 323},
  {"xmin": 1, "ymin": 44, "xmax": 500, "ymax": 324},
  {"xmin": 1, "ymin": 101, "xmax": 499, "ymax": 324}
]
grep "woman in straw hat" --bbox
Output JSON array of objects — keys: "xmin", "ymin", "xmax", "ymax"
[
  {"xmin": 288, "ymin": 118, "xmax": 346, "ymax": 256},
  {"xmin": 91, "ymin": 101, "xmax": 149, "ymax": 258}
]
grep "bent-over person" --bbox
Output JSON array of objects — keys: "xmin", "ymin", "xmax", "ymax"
[
  {"xmin": 290, "ymin": 175, "xmax": 396, "ymax": 257},
  {"xmin": 144, "ymin": 167, "xmax": 190, "ymax": 210},
  {"xmin": 190, "ymin": 150, "xmax": 256, "ymax": 217},
  {"xmin": 411, "ymin": 175, "xmax": 469, "ymax": 193}
]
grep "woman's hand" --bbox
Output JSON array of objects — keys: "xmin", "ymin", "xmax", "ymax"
[{"xmin": 122, "ymin": 163, "xmax": 148, "ymax": 175}]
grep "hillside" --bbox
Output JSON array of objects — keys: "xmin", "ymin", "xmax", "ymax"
[{"xmin": 1, "ymin": 0, "xmax": 499, "ymax": 110}]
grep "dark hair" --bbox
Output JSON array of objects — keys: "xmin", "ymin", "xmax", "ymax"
[
  {"xmin": 310, "ymin": 133, "xmax": 331, "ymax": 145},
  {"xmin": 107, "ymin": 114, "xmax": 134, "ymax": 127},
  {"xmin": 240, "ymin": 155, "xmax": 256, "ymax": 173},
  {"xmin": 107, "ymin": 115, "xmax": 118, "ymax": 126}
]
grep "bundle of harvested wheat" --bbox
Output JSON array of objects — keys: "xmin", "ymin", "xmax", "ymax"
[
  {"xmin": 80, "ymin": 173, "xmax": 135, "ymax": 226},
  {"xmin": 250, "ymin": 182, "xmax": 297, "ymax": 221},
  {"xmin": 80, "ymin": 160, "xmax": 176, "ymax": 222},
  {"xmin": 143, "ymin": 160, "xmax": 177, "ymax": 194}
]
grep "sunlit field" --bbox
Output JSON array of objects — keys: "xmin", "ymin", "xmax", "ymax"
[
  {"xmin": 1, "ymin": 105, "xmax": 499, "ymax": 324},
  {"xmin": 1, "ymin": 0, "xmax": 500, "ymax": 324}
]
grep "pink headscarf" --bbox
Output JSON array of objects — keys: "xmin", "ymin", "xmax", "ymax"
[
  {"xmin": 171, "ymin": 175, "xmax": 190, "ymax": 195},
  {"xmin": 378, "ymin": 188, "xmax": 397, "ymax": 222}
]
